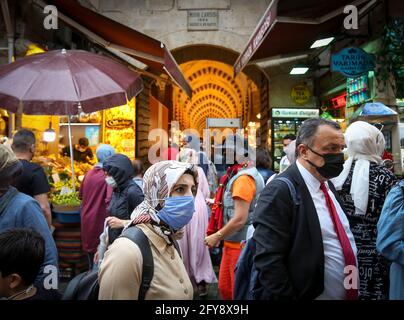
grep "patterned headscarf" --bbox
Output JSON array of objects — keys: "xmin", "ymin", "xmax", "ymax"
[{"xmin": 130, "ymin": 160, "xmax": 198, "ymax": 226}]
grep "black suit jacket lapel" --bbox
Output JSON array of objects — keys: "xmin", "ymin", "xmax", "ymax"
[{"xmin": 285, "ymin": 164, "xmax": 324, "ymax": 270}]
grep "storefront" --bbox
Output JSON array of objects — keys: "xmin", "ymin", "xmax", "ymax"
[{"xmin": 271, "ymin": 108, "xmax": 319, "ymax": 171}]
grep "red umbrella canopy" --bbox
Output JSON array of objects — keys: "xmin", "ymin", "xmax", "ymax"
[{"xmin": 0, "ymin": 49, "xmax": 143, "ymax": 115}]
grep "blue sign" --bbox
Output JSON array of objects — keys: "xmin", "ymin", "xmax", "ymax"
[{"xmin": 331, "ymin": 47, "xmax": 375, "ymax": 77}]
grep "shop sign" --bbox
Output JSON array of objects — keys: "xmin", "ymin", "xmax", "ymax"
[
  {"xmin": 331, "ymin": 93, "xmax": 347, "ymax": 109},
  {"xmin": 331, "ymin": 47, "xmax": 375, "ymax": 77},
  {"xmin": 272, "ymin": 108, "xmax": 319, "ymax": 118},
  {"xmin": 291, "ymin": 84, "xmax": 311, "ymax": 105},
  {"xmin": 187, "ymin": 10, "xmax": 218, "ymax": 31},
  {"xmin": 106, "ymin": 119, "xmax": 133, "ymax": 128},
  {"xmin": 234, "ymin": 0, "xmax": 278, "ymax": 75}
]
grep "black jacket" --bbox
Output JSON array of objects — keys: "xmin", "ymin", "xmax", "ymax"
[
  {"xmin": 103, "ymin": 154, "xmax": 144, "ymax": 244},
  {"xmin": 252, "ymin": 163, "xmax": 346, "ymax": 300}
]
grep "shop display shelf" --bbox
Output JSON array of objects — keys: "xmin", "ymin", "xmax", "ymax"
[{"xmin": 59, "ymin": 123, "xmax": 101, "ymax": 126}]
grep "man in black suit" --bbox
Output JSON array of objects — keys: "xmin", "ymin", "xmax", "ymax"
[{"xmin": 253, "ymin": 118, "xmax": 358, "ymax": 300}]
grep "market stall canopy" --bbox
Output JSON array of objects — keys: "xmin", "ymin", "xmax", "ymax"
[
  {"xmin": 351, "ymin": 102, "xmax": 399, "ymax": 119},
  {"xmin": 0, "ymin": 49, "xmax": 143, "ymax": 114},
  {"xmin": 35, "ymin": 0, "xmax": 192, "ymax": 98},
  {"xmin": 234, "ymin": 0, "xmax": 371, "ymax": 75}
]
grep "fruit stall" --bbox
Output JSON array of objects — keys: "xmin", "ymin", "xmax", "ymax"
[{"xmin": 18, "ymin": 100, "xmax": 138, "ymax": 277}]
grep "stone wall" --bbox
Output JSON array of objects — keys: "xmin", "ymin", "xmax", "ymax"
[{"xmin": 95, "ymin": 0, "xmax": 271, "ymax": 53}]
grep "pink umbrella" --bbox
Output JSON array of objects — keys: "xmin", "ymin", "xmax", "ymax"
[{"xmin": 0, "ymin": 49, "xmax": 143, "ymax": 187}]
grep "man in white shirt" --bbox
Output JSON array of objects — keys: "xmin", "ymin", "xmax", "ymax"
[
  {"xmin": 279, "ymin": 134, "xmax": 296, "ymax": 173},
  {"xmin": 253, "ymin": 118, "xmax": 358, "ymax": 300}
]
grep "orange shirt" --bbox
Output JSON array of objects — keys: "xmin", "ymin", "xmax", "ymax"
[{"xmin": 231, "ymin": 175, "xmax": 256, "ymax": 203}]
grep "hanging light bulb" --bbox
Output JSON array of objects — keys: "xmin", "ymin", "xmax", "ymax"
[{"xmin": 43, "ymin": 121, "xmax": 56, "ymax": 142}]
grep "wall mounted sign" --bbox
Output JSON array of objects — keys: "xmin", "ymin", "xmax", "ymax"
[
  {"xmin": 233, "ymin": 0, "xmax": 278, "ymax": 75},
  {"xmin": 331, "ymin": 47, "xmax": 375, "ymax": 77},
  {"xmin": 331, "ymin": 93, "xmax": 347, "ymax": 109},
  {"xmin": 187, "ymin": 10, "xmax": 219, "ymax": 31},
  {"xmin": 272, "ymin": 108, "xmax": 319, "ymax": 118},
  {"xmin": 291, "ymin": 84, "xmax": 311, "ymax": 105}
]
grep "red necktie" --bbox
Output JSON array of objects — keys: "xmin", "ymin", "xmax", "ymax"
[{"xmin": 320, "ymin": 182, "xmax": 358, "ymax": 300}]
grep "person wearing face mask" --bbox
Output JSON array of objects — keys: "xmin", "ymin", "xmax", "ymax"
[
  {"xmin": 98, "ymin": 160, "xmax": 198, "ymax": 300},
  {"xmin": 79, "ymin": 144, "xmax": 115, "ymax": 270},
  {"xmin": 11, "ymin": 129, "xmax": 52, "ymax": 228},
  {"xmin": 205, "ymin": 134, "xmax": 265, "ymax": 300},
  {"xmin": 102, "ymin": 154, "xmax": 144, "ymax": 245},
  {"xmin": 62, "ymin": 137, "xmax": 94, "ymax": 163},
  {"xmin": 253, "ymin": 118, "xmax": 358, "ymax": 300},
  {"xmin": 0, "ymin": 145, "xmax": 60, "ymax": 300},
  {"xmin": 332, "ymin": 121, "xmax": 397, "ymax": 300}
]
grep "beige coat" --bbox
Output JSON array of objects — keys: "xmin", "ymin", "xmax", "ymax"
[{"xmin": 98, "ymin": 223, "xmax": 193, "ymax": 300}]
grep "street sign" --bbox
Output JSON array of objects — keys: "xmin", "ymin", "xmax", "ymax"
[{"xmin": 331, "ymin": 47, "xmax": 375, "ymax": 77}]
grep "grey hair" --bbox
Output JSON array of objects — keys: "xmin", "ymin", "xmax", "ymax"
[{"xmin": 295, "ymin": 118, "xmax": 341, "ymax": 157}]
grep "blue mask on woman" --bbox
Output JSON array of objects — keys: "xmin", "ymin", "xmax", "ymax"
[{"xmin": 158, "ymin": 196, "xmax": 195, "ymax": 230}]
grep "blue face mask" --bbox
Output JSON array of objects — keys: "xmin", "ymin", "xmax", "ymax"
[{"xmin": 157, "ymin": 196, "xmax": 195, "ymax": 231}]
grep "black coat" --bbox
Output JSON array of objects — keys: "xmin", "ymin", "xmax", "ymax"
[
  {"xmin": 103, "ymin": 154, "xmax": 144, "ymax": 244},
  {"xmin": 252, "ymin": 163, "xmax": 346, "ymax": 300}
]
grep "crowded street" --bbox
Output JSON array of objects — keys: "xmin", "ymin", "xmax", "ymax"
[{"xmin": 0, "ymin": 0, "xmax": 403, "ymax": 307}]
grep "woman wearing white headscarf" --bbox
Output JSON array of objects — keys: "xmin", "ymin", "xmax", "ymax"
[
  {"xmin": 98, "ymin": 160, "xmax": 199, "ymax": 300},
  {"xmin": 332, "ymin": 121, "xmax": 397, "ymax": 300},
  {"xmin": 177, "ymin": 148, "xmax": 217, "ymax": 297}
]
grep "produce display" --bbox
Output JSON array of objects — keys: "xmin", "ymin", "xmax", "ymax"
[
  {"xmin": 33, "ymin": 155, "xmax": 93, "ymax": 208},
  {"xmin": 35, "ymin": 155, "xmax": 93, "ymax": 179},
  {"xmin": 49, "ymin": 179, "xmax": 81, "ymax": 207},
  {"xmin": 50, "ymin": 191, "xmax": 81, "ymax": 206}
]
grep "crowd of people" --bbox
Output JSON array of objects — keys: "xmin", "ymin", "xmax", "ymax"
[{"xmin": 0, "ymin": 118, "xmax": 403, "ymax": 301}]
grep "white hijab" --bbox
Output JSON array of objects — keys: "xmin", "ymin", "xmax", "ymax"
[{"xmin": 332, "ymin": 121, "xmax": 385, "ymax": 215}]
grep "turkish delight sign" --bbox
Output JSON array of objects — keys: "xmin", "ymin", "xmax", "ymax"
[{"xmin": 331, "ymin": 47, "xmax": 375, "ymax": 77}]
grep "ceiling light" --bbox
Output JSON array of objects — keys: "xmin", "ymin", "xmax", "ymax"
[
  {"xmin": 310, "ymin": 37, "xmax": 334, "ymax": 49},
  {"xmin": 290, "ymin": 67, "xmax": 309, "ymax": 75}
]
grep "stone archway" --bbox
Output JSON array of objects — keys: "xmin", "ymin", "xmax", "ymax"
[{"xmin": 171, "ymin": 45, "xmax": 270, "ymax": 145}]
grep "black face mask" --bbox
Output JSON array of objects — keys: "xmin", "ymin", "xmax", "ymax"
[{"xmin": 306, "ymin": 146, "xmax": 345, "ymax": 179}]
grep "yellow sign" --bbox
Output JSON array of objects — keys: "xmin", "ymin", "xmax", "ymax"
[{"xmin": 291, "ymin": 84, "xmax": 311, "ymax": 105}]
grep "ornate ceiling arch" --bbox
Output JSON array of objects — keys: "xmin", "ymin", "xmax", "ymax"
[{"xmin": 173, "ymin": 60, "xmax": 256, "ymax": 133}]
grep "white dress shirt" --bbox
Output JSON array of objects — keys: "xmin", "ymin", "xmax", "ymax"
[{"xmin": 296, "ymin": 160, "xmax": 357, "ymax": 300}]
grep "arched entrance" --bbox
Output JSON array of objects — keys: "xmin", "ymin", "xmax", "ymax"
[
  {"xmin": 173, "ymin": 60, "xmax": 257, "ymax": 133},
  {"xmin": 170, "ymin": 45, "xmax": 269, "ymax": 143}
]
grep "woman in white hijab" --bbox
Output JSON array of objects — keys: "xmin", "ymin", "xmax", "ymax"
[{"xmin": 332, "ymin": 121, "xmax": 397, "ymax": 300}]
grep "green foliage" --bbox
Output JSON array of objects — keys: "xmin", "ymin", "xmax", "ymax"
[{"xmin": 377, "ymin": 18, "xmax": 404, "ymax": 97}]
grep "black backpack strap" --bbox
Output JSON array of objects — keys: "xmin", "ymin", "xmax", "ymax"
[
  {"xmin": 275, "ymin": 177, "xmax": 300, "ymax": 208},
  {"xmin": 120, "ymin": 227, "xmax": 154, "ymax": 300},
  {"xmin": 171, "ymin": 239, "xmax": 182, "ymax": 259}
]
